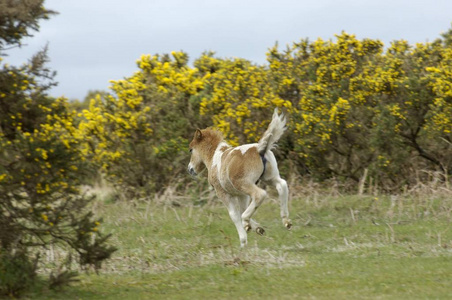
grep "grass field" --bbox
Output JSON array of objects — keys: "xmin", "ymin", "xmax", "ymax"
[{"xmin": 26, "ymin": 183, "xmax": 452, "ymax": 299}]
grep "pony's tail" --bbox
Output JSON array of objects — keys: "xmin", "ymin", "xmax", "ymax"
[{"xmin": 257, "ymin": 108, "xmax": 287, "ymax": 156}]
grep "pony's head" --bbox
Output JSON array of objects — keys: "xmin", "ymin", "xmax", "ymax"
[{"xmin": 187, "ymin": 128, "xmax": 223, "ymax": 177}]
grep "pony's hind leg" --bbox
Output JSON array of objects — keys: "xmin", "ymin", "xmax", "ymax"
[
  {"xmin": 241, "ymin": 185, "xmax": 267, "ymax": 234},
  {"xmin": 272, "ymin": 177, "xmax": 292, "ymax": 229},
  {"xmin": 262, "ymin": 151, "xmax": 292, "ymax": 230},
  {"xmin": 238, "ymin": 195, "xmax": 265, "ymax": 235}
]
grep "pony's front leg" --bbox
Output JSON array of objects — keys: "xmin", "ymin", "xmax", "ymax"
[{"xmin": 225, "ymin": 197, "xmax": 248, "ymax": 247}]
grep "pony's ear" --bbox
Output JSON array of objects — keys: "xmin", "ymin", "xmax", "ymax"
[{"xmin": 195, "ymin": 129, "xmax": 203, "ymax": 140}]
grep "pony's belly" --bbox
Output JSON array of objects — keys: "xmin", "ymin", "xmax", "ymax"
[{"xmin": 217, "ymin": 174, "xmax": 245, "ymax": 196}]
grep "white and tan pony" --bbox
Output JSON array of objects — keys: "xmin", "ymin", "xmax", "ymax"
[{"xmin": 188, "ymin": 109, "xmax": 291, "ymax": 247}]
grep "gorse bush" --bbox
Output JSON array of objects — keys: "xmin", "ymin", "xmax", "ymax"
[
  {"xmin": 78, "ymin": 52, "xmax": 208, "ymax": 197},
  {"xmin": 197, "ymin": 53, "xmax": 292, "ymax": 145},
  {"xmin": 81, "ymin": 30, "xmax": 452, "ymax": 193},
  {"xmin": 268, "ymin": 33, "xmax": 452, "ymax": 188}
]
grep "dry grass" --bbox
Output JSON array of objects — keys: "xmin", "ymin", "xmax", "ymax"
[{"xmin": 28, "ymin": 179, "xmax": 452, "ymax": 299}]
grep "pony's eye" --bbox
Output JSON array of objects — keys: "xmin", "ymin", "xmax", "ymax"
[{"xmin": 189, "ymin": 149, "xmax": 193, "ymax": 153}]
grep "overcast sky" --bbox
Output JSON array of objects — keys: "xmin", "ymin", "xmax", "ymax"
[{"xmin": 6, "ymin": 0, "xmax": 452, "ymax": 100}]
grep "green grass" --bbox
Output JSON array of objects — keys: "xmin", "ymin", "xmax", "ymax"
[{"xmin": 25, "ymin": 188, "xmax": 452, "ymax": 299}]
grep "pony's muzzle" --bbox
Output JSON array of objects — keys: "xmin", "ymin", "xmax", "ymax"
[{"xmin": 187, "ymin": 165, "xmax": 197, "ymax": 177}]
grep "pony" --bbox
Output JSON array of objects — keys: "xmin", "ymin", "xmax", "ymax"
[{"xmin": 188, "ymin": 109, "xmax": 291, "ymax": 247}]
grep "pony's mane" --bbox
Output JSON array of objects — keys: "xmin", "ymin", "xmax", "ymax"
[{"xmin": 202, "ymin": 128, "xmax": 224, "ymax": 144}]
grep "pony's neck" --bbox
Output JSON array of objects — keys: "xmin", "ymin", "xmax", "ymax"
[{"xmin": 204, "ymin": 140, "xmax": 229, "ymax": 170}]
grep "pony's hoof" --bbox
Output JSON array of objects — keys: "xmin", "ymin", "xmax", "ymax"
[
  {"xmin": 284, "ymin": 220, "xmax": 292, "ymax": 230},
  {"xmin": 244, "ymin": 224, "xmax": 252, "ymax": 232},
  {"xmin": 256, "ymin": 227, "xmax": 265, "ymax": 236}
]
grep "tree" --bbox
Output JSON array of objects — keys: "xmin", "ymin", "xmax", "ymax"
[
  {"xmin": 0, "ymin": 0, "xmax": 56, "ymax": 53},
  {"xmin": 0, "ymin": 1, "xmax": 116, "ymax": 296}
]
